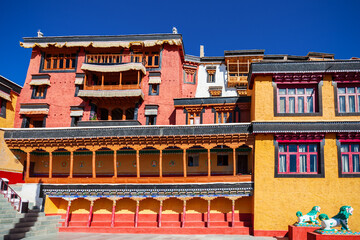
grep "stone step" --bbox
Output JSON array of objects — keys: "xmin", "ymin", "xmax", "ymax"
[
  {"xmin": 0, "ymin": 208, "xmax": 16, "ymax": 214},
  {"xmin": 0, "ymin": 203, "xmax": 16, "ymax": 209},
  {"xmin": 23, "ymin": 233, "xmax": 58, "ymax": 240},
  {"xmin": 0, "ymin": 212, "xmax": 17, "ymax": 218},
  {"xmin": 0, "ymin": 221, "xmax": 60, "ymax": 236},
  {"xmin": 0, "ymin": 215, "xmax": 61, "ymax": 224}
]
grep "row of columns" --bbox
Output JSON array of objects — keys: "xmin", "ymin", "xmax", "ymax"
[
  {"xmin": 63, "ymin": 196, "xmax": 243, "ymax": 228},
  {"xmin": 24, "ymin": 145, "xmax": 242, "ymax": 179}
]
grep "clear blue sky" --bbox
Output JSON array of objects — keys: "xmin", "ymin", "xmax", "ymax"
[{"xmin": 0, "ymin": 0, "xmax": 359, "ymax": 86}]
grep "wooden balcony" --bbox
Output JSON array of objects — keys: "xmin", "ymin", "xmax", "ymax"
[
  {"xmin": 85, "ymin": 53, "xmax": 159, "ymax": 68},
  {"xmin": 83, "ymin": 84, "xmax": 140, "ymax": 91},
  {"xmin": 24, "ymin": 174, "xmax": 252, "ymax": 184},
  {"xmin": 86, "ymin": 53, "xmax": 143, "ymax": 64},
  {"xmin": 227, "ymin": 76, "xmax": 248, "ymax": 88}
]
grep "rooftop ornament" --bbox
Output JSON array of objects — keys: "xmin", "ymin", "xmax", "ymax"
[{"xmin": 37, "ymin": 29, "xmax": 43, "ymax": 38}]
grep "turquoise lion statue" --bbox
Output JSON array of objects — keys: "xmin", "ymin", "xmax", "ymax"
[
  {"xmin": 296, "ymin": 206, "xmax": 321, "ymax": 224},
  {"xmin": 319, "ymin": 206, "xmax": 353, "ymax": 231}
]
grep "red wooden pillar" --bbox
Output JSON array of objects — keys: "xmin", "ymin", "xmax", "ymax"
[
  {"xmin": 181, "ymin": 199, "xmax": 186, "ymax": 228},
  {"xmin": 134, "ymin": 200, "xmax": 140, "ymax": 227},
  {"xmin": 133, "ymin": 197, "xmax": 144, "ymax": 228},
  {"xmin": 207, "ymin": 199, "xmax": 211, "ymax": 228},
  {"xmin": 86, "ymin": 197, "xmax": 98, "ymax": 227},
  {"xmin": 158, "ymin": 199, "xmax": 163, "ymax": 227},
  {"xmin": 64, "ymin": 199, "xmax": 72, "ymax": 227},
  {"xmin": 232, "ymin": 199, "xmax": 235, "ymax": 227},
  {"xmin": 111, "ymin": 199, "xmax": 116, "ymax": 228}
]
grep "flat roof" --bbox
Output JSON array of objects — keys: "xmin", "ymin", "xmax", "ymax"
[{"xmin": 22, "ymin": 33, "xmax": 183, "ymax": 43}]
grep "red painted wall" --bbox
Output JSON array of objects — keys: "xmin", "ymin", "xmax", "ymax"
[
  {"xmin": 0, "ymin": 170, "xmax": 24, "ymax": 184},
  {"xmin": 14, "ymin": 47, "xmax": 86, "ymax": 128},
  {"xmin": 15, "ymin": 44, "xmax": 190, "ymax": 127},
  {"xmin": 138, "ymin": 44, "xmax": 184, "ymax": 125}
]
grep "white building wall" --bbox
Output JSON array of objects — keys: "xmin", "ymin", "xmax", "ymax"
[{"xmin": 195, "ymin": 64, "xmax": 237, "ymax": 98}]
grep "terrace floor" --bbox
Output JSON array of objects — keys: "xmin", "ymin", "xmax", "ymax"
[{"xmin": 28, "ymin": 233, "xmax": 280, "ymax": 240}]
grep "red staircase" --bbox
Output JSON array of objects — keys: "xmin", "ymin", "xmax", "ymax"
[{"xmin": 56, "ymin": 213, "xmax": 252, "ymax": 234}]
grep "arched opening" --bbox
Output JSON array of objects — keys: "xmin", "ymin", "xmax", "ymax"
[
  {"xmin": 53, "ymin": 148, "xmax": 70, "ymax": 178},
  {"xmin": 187, "ymin": 145, "xmax": 207, "ymax": 176},
  {"xmin": 211, "ymin": 145, "xmax": 232, "ymax": 176},
  {"xmin": 125, "ymin": 108, "xmax": 134, "ymax": 120},
  {"xmin": 99, "ymin": 108, "xmax": 109, "ymax": 120},
  {"xmin": 29, "ymin": 149, "xmax": 48, "ymax": 178},
  {"xmin": 162, "ymin": 146, "xmax": 182, "ymax": 177},
  {"xmin": 139, "ymin": 147, "xmax": 159, "ymax": 177},
  {"xmin": 117, "ymin": 147, "xmax": 137, "ymax": 177},
  {"xmin": 95, "ymin": 147, "xmax": 114, "ymax": 178},
  {"xmin": 73, "ymin": 148, "xmax": 92, "ymax": 178},
  {"xmin": 111, "ymin": 108, "xmax": 123, "ymax": 120}
]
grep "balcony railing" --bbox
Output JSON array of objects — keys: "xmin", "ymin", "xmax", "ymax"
[
  {"xmin": 86, "ymin": 53, "xmax": 144, "ymax": 65},
  {"xmin": 83, "ymin": 84, "xmax": 140, "ymax": 91},
  {"xmin": 227, "ymin": 75, "xmax": 248, "ymax": 88}
]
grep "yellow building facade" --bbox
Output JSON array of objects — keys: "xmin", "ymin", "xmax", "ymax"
[
  {"xmin": 0, "ymin": 75, "xmax": 23, "ymax": 182},
  {"xmin": 250, "ymin": 61, "xmax": 360, "ymax": 236}
]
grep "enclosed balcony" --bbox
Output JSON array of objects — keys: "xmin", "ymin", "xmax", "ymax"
[
  {"xmin": 224, "ymin": 50, "xmax": 264, "ymax": 91},
  {"xmin": 78, "ymin": 62, "xmax": 145, "ymax": 101}
]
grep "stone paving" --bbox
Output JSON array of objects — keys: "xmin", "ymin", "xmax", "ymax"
[{"xmin": 26, "ymin": 233, "xmax": 285, "ymax": 240}]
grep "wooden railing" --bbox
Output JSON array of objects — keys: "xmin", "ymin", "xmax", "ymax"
[
  {"xmin": 228, "ymin": 75, "xmax": 248, "ymax": 88},
  {"xmin": 84, "ymin": 84, "xmax": 140, "ymax": 91},
  {"xmin": 0, "ymin": 178, "xmax": 22, "ymax": 212},
  {"xmin": 86, "ymin": 53, "xmax": 144, "ymax": 64}
]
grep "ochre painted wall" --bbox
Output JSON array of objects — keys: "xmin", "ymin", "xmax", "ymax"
[
  {"xmin": 0, "ymin": 130, "xmax": 23, "ymax": 174},
  {"xmin": 0, "ymin": 91, "xmax": 18, "ymax": 128},
  {"xmin": 253, "ymin": 133, "xmax": 360, "ymax": 232},
  {"xmin": 45, "ymin": 196, "xmax": 253, "ymax": 215},
  {"xmin": 252, "ymin": 74, "xmax": 360, "ymax": 121}
]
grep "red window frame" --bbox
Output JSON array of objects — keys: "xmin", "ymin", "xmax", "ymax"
[
  {"xmin": 277, "ymin": 85, "xmax": 317, "ymax": 114},
  {"xmin": 337, "ymin": 85, "xmax": 360, "ymax": 113},
  {"xmin": 340, "ymin": 142, "xmax": 360, "ymax": 174},
  {"xmin": 278, "ymin": 142, "xmax": 319, "ymax": 174}
]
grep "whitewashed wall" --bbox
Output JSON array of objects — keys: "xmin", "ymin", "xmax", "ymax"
[{"xmin": 195, "ymin": 64, "xmax": 237, "ymax": 98}]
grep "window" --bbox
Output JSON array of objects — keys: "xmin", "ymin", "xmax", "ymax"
[
  {"xmin": 340, "ymin": 143, "xmax": 360, "ymax": 174},
  {"xmin": 184, "ymin": 68, "xmax": 196, "ymax": 84},
  {"xmin": 146, "ymin": 115, "xmax": 156, "ymax": 125},
  {"xmin": 277, "ymin": 86, "xmax": 316, "ymax": 114},
  {"xmin": 149, "ymin": 84, "xmax": 159, "ymax": 96},
  {"xmin": 145, "ymin": 52, "xmax": 160, "ymax": 67},
  {"xmin": 0, "ymin": 99, "xmax": 6, "ymax": 119},
  {"xmin": 71, "ymin": 116, "xmax": 82, "ymax": 127},
  {"xmin": 337, "ymin": 86, "xmax": 360, "ymax": 113},
  {"xmin": 132, "ymin": 52, "xmax": 160, "ymax": 68},
  {"xmin": 207, "ymin": 68, "xmax": 216, "ymax": 83},
  {"xmin": 31, "ymin": 86, "xmax": 47, "ymax": 99},
  {"xmin": 21, "ymin": 117, "xmax": 46, "ymax": 128},
  {"xmin": 217, "ymin": 154, "xmax": 228, "ymax": 166},
  {"xmin": 278, "ymin": 143, "xmax": 318, "ymax": 174},
  {"xmin": 43, "ymin": 53, "xmax": 76, "ymax": 70},
  {"xmin": 188, "ymin": 112, "xmax": 200, "ymax": 125},
  {"xmin": 216, "ymin": 111, "xmax": 233, "ymax": 123},
  {"xmin": 188, "ymin": 154, "xmax": 199, "ymax": 167}
]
